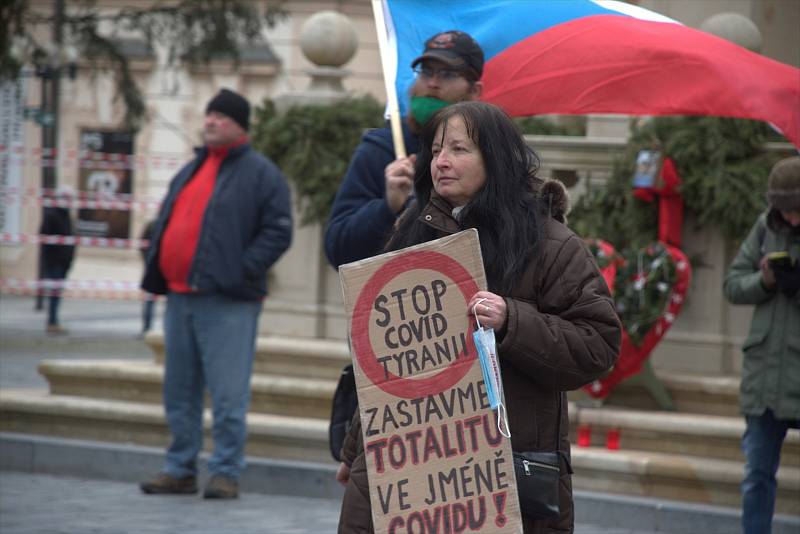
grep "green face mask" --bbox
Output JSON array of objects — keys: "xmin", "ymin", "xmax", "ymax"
[{"xmin": 410, "ymin": 96, "xmax": 450, "ymax": 126}]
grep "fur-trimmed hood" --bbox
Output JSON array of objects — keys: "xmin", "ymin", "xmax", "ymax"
[{"xmin": 533, "ymin": 177, "xmax": 570, "ymax": 224}]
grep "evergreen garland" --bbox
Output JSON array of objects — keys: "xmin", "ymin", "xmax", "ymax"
[
  {"xmin": 613, "ymin": 243, "xmax": 677, "ymax": 346},
  {"xmin": 251, "ymin": 95, "xmax": 385, "ymax": 225},
  {"xmin": 570, "ymin": 116, "xmax": 788, "ymax": 248},
  {"xmin": 587, "ymin": 240, "xmax": 677, "ymax": 346}
]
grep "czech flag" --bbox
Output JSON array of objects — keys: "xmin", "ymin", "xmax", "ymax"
[{"xmin": 381, "ymin": 0, "xmax": 800, "ymax": 147}]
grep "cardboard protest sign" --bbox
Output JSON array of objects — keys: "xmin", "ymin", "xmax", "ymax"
[{"xmin": 339, "ymin": 229, "xmax": 522, "ymax": 534}]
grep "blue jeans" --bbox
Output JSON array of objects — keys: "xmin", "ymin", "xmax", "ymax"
[
  {"xmin": 162, "ymin": 292, "xmax": 261, "ymax": 480},
  {"xmin": 41, "ymin": 264, "xmax": 67, "ymax": 326},
  {"xmin": 142, "ymin": 297, "xmax": 156, "ymax": 333},
  {"xmin": 741, "ymin": 409, "xmax": 795, "ymax": 534},
  {"xmin": 47, "ymin": 289, "xmax": 61, "ymax": 327}
]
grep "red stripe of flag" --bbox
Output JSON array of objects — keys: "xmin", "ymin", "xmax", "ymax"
[{"xmin": 482, "ymin": 15, "xmax": 800, "ymax": 146}]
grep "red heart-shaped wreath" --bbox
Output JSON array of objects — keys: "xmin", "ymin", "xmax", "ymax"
[{"xmin": 582, "ymin": 240, "xmax": 692, "ymax": 399}]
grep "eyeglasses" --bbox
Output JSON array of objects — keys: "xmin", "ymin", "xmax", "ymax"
[{"xmin": 413, "ymin": 66, "xmax": 464, "ymax": 81}]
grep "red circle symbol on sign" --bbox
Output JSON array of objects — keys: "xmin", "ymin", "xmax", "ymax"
[{"xmin": 351, "ymin": 250, "xmax": 479, "ymax": 399}]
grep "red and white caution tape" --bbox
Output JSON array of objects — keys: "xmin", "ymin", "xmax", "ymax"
[
  {"xmin": 0, "ymin": 187, "xmax": 162, "ymax": 211},
  {"xmin": 2, "ymin": 196, "xmax": 160, "ymax": 211},
  {"xmin": 1, "ymin": 186, "xmax": 155, "ymax": 202},
  {"xmin": 0, "ymin": 146, "xmax": 188, "ymax": 170},
  {"xmin": 0, "ymin": 278, "xmax": 158, "ymax": 300},
  {"xmin": 0, "ymin": 233, "xmax": 149, "ymax": 249}
]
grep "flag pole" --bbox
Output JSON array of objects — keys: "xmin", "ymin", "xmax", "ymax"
[{"xmin": 371, "ymin": 0, "xmax": 406, "ymax": 159}]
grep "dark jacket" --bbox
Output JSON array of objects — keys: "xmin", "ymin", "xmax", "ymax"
[
  {"xmin": 40, "ymin": 207, "xmax": 75, "ymax": 277},
  {"xmin": 339, "ymin": 185, "xmax": 621, "ymax": 534},
  {"xmin": 723, "ymin": 210, "xmax": 800, "ymax": 420},
  {"xmin": 141, "ymin": 143, "xmax": 292, "ymax": 300},
  {"xmin": 139, "ymin": 220, "xmax": 156, "ymax": 262},
  {"xmin": 324, "ymin": 123, "xmax": 419, "ymax": 267}
]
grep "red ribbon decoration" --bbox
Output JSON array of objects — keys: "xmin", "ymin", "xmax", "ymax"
[
  {"xmin": 632, "ymin": 157, "xmax": 684, "ymax": 247},
  {"xmin": 656, "ymin": 158, "xmax": 683, "ymax": 247}
]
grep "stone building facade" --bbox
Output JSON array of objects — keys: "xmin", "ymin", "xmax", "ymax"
[{"xmin": 2, "ymin": 0, "xmax": 798, "ymax": 377}]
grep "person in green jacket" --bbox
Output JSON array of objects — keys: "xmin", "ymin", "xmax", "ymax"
[{"xmin": 723, "ymin": 155, "xmax": 800, "ymax": 534}]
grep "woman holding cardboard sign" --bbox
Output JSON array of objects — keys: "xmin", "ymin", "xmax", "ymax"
[{"xmin": 338, "ymin": 101, "xmax": 621, "ymax": 533}]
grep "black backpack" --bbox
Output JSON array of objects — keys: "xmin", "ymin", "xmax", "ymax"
[{"xmin": 328, "ymin": 364, "xmax": 359, "ymax": 461}]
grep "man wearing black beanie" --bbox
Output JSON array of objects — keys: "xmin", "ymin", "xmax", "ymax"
[
  {"xmin": 206, "ymin": 88, "xmax": 250, "ymax": 132},
  {"xmin": 140, "ymin": 88, "xmax": 293, "ymax": 499}
]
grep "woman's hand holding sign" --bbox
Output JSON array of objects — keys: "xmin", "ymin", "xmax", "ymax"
[{"xmin": 468, "ymin": 291, "xmax": 507, "ymax": 332}]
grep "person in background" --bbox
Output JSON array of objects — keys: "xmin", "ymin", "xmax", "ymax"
[
  {"xmin": 39, "ymin": 186, "xmax": 76, "ymax": 335},
  {"xmin": 139, "ymin": 88, "xmax": 293, "ymax": 500},
  {"xmin": 336, "ymin": 102, "xmax": 621, "ymax": 533},
  {"xmin": 35, "ymin": 251, "xmax": 44, "ymax": 311},
  {"xmin": 324, "ymin": 30, "xmax": 485, "ymax": 268},
  {"xmin": 139, "ymin": 219, "xmax": 157, "ymax": 336},
  {"xmin": 723, "ymin": 155, "xmax": 800, "ymax": 534}
]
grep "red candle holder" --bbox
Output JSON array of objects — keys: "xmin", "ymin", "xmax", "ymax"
[
  {"xmin": 606, "ymin": 427, "xmax": 621, "ymax": 450},
  {"xmin": 577, "ymin": 424, "xmax": 591, "ymax": 447}
]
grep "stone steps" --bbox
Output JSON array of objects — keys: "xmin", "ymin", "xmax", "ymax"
[
  {"xmin": 148, "ymin": 332, "xmax": 742, "ymax": 417},
  {"xmin": 145, "ymin": 332, "xmax": 350, "ymax": 380},
  {"xmin": 0, "ymin": 390, "xmax": 332, "ymax": 464},
  {"xmin": 570, "ymin": 446, "xmax": 799, "ymax": 515},
  {"xmin": 570, "ymin": 404, "xmax": 800, "ymax": 468},
  {"xmin": 4, "ymin": 331, "xmax": 798, "ymax": 516},
  {"xmin": 36, "ymin": 358, "xmax": 800, "ymax": 469},
  {"xmin": 591, "ymin": 372, "xmax": 740, "ymax": 417},
  {"xmin": 2, "ymin": 389, "xmax": 798, "ymax": 514},
  {"xmin": 38, "ymin": 359, "xmax": 336, "ymax": 420}
]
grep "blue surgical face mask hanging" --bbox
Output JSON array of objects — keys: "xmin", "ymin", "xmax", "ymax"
[{"xmin": 472, "ymin": 298, "xmax": 511, "ymax": 438}]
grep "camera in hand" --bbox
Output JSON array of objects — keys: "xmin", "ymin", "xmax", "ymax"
[{"xmin": 767, "ymin": 251, "xmax": 793, "ymax": 271}]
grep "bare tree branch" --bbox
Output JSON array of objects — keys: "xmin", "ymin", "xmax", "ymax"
[{"xmin": 2, "ymin": 0, "xmax": 286, "ymax": 130}]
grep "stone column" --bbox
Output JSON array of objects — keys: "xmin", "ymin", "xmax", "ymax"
[{"xmin": 259, "ymin": 11, "xmax": 358, "ymax": 340}]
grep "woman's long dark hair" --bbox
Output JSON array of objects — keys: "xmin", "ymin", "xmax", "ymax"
[{"xmin": 385, "ymin": 102, "xmax": 542, "ymax": 294}]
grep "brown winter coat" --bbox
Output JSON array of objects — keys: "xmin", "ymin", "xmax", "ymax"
[{"xmin": 338, "ymin": 183, "xmax": 621, "ymax": 534}]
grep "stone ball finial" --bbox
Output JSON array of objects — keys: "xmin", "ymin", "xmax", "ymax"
[
  {"xmin": 300, "ymin": 11, "xmax": 358, "ymax": 67},
  {"xmin": 700, "ymin": 12, "xmax": 762, "ymax": 52}
]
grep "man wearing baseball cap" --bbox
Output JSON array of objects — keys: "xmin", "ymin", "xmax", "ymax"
[
  {"xmin": 325, "ymin": 31, "xmax": 484, "ymax": 533},
  {"xmin": 324, "ymin": 30, "xmax": 484, "ymax": 268},
  {"xmin": 139, "ymin": 88, "xmax": 293, "ymax": 499}
]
